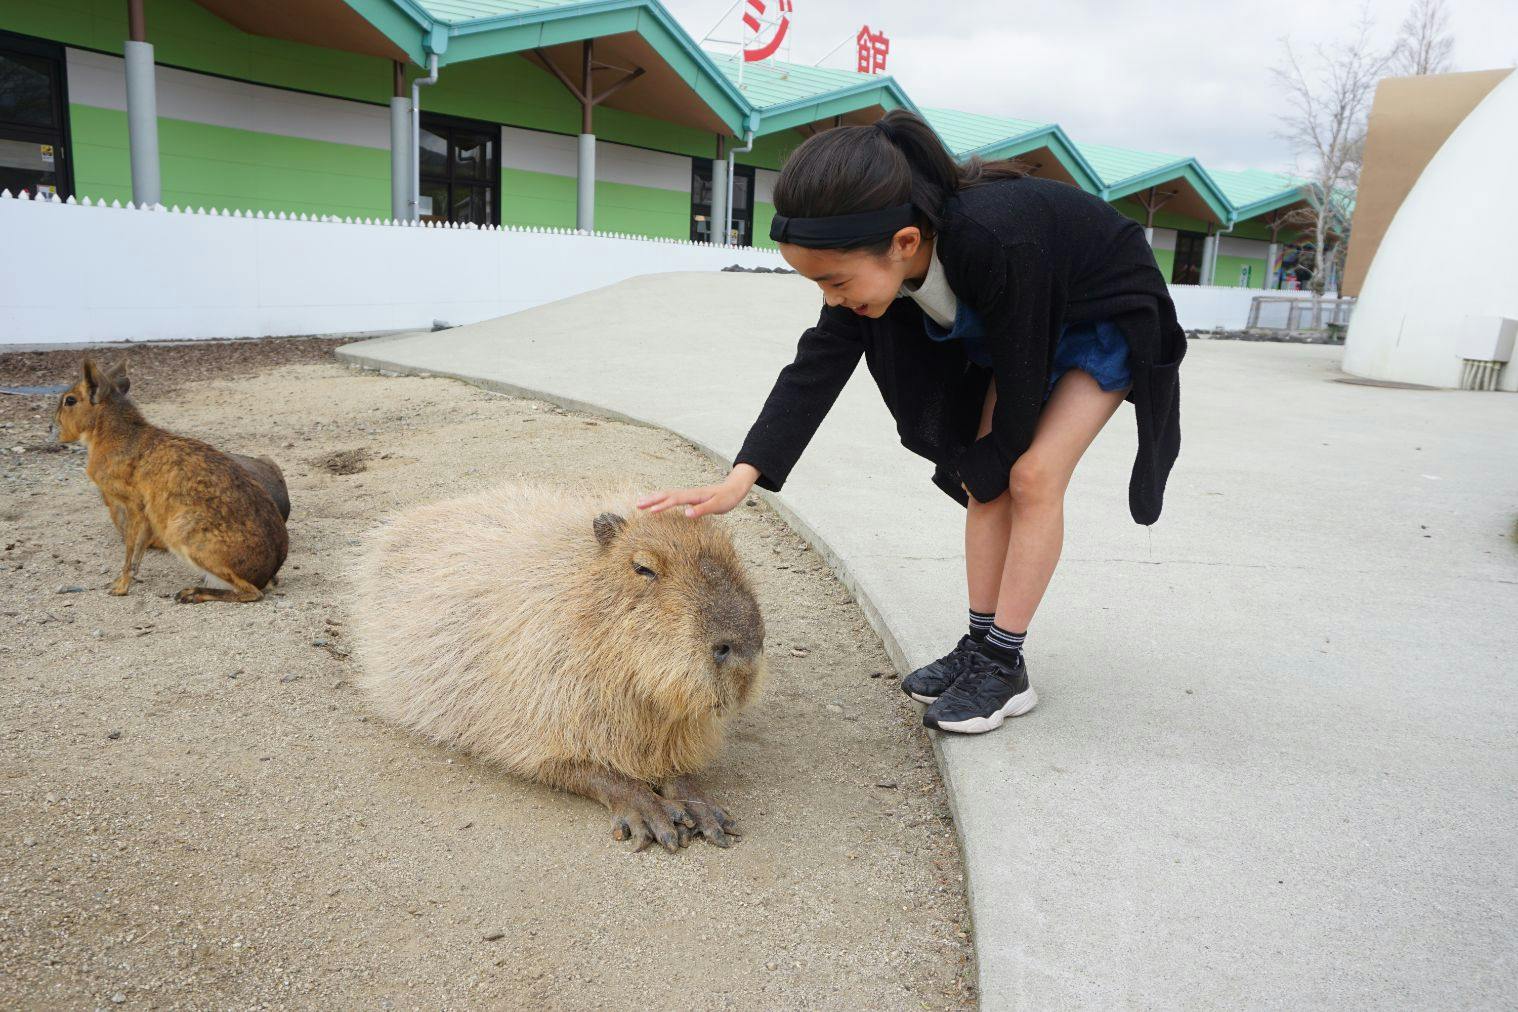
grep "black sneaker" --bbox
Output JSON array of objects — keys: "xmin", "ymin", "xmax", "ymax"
[
  {"xmin": 922, "ymin": 650, "xmax": 1037, "ymax": 734},
  {"xmin": 901, "ymin": 634, "xmax": 981, "ymax": 704}
]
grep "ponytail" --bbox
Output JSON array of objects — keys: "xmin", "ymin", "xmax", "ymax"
[{"xmin": 771, "ymin": 109, "xmax": 1023, "ymax": 252}]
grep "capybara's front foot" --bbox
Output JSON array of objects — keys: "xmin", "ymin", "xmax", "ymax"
[
  {"xmin": 608, "ymin": 786, "xmax": 697, "ymax": 854},
  {"xmin": 660, "ymin": 775, "xmax": 741, "ymax": 848}
]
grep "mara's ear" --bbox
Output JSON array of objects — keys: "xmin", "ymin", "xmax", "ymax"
[
  {"xmin": 105, "ymin": 360, "xmax": 130, "ymax": 394},
  {"xmin": 593, "ymin": 512, "xmax": 627, "ymax": 547},
  {"xmin": 81, "ymin": 358, "xmax": 114, "ymax": 404}
]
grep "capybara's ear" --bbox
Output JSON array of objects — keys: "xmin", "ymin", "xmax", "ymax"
[
  {"xmin": 82, "ymin": 358, "xmax": 114, "ymax": 404},
  {"xmin": 593, "ymin": 512, "xmax": 627, "ymax": 547},
  {"xmin": 106, "ymin": 360, "xmax": 130, "ymax": 394}
]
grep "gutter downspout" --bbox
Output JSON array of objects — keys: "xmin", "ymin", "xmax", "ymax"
[
  {"xmin": 1207, "ymin": 218, "xmax": 1235, "ymax": 287},
  {"xmin": 725, "ymin": 123, "xmax": 756, "ymax": 247},
  {"xmin": 410, "ymin": 53, "xmax": 439, "ymax": 221}
]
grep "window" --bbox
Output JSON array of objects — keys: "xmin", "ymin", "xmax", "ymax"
[
  {"xmin": 0, "ymin": 32, "xmax": 71, "ymax": 200},
  {"xmin": 1171, "ymin": 230, "xmax": 1205, "ymax": 285},
  {"xmin": 691, "ymin": 159, "xmax": 755, "ymax": 245},
  {"xmin": 417, "ymin": 114, "xmax": 499, "ymax": 226}
]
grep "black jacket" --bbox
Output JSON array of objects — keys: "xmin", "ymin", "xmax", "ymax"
[{"xmin": 734, "ymin": 176, "xmax": 1186, "ymax": 525}]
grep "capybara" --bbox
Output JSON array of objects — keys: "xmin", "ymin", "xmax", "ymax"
[
  {"xmin": 353, "ymin": 482, "xmax": 766, "ymax": 853},
  {"xmin": 51, "ymin": 358, "xmax": 288, "ymax": 602}
]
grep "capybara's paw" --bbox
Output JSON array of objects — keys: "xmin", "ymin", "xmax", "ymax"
[
  {"xmin": 609, "ymin": 793, "xmax": 695, "ymax": 855},
  {"xmin": 661, "ymin": 781, "xmax": 741, "ymax": 848}
]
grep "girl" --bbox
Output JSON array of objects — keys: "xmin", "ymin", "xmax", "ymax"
[{"xmin": 637, "ymin": 110, "xmax": 1185, "ymax": 735}]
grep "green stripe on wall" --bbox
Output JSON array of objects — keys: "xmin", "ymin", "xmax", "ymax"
[
  {"xmin": 69, "ymin": 104, "xmax": 390, "ymax": 217},
  {"xmin": 501, "ymin": 167, "xmax": 692, "ymax": 239}
]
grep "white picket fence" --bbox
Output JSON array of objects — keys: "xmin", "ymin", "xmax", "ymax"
[
  {"xmin": 0, "ymin": 191, "xmax": 783, "ymax": 346},
  {"xmin": 0, "ymin": 190, "xmax": 1297, "ymax": 346}
]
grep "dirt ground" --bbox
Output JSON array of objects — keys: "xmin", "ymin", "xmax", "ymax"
[{"xmin": 0, "ymin": 341, "xmax": 975, "ymax": 1010}]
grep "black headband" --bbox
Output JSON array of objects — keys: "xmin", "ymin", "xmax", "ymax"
[{"xmin": 769, "ymin": 203, "xmax": 916, "ymax": 248}]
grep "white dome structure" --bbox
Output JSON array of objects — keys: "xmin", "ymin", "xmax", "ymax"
[{"xmin": 1343, "ymin": 71, "xmax": 1518, "ymax": 391}]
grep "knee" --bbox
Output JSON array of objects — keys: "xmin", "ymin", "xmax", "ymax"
[{"xmin": 1008, "ymin": 455, "xmax": 1062, "ymax": 509}]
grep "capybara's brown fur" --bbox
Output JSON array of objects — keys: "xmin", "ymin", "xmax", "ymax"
[
  {"xmin": 353, "ymin": 482, "xmax": 766, "ymax": 853},
  {"xmin": 51, "ymin": 358, "xmax": 288, "ymax": 603}
]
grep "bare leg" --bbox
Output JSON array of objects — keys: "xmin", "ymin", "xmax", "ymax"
[
  {"xmin": 964, "ymin": 382, "xmax": 1012, "ymax": 613},
  {"xmin": 994, "ymin": 370, "xmax": 1127, "ymax": 632},
  {"xmin": 547, "ymin": 762, "xmax": 695, "ymax": 854},
  {"xmin": 659, "ymin": 774, "xmax": 740, "ymax": 848}
]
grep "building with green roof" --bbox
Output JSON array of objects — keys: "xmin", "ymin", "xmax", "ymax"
[{"xmin": 1, "ymin": 0, "xmax": 1312, "ymax": 288}]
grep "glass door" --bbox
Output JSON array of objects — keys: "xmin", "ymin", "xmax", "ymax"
[
  {"xmin": 417, "ymin": 114, "xmax": 499, "ymax": 226},
  {"xmin": 690, "ymin": 159, "xmax": 755, "ymax": 245},
  {"xmin": 1171, "ymin": 231, "xmax": 1205, "ymax": 285},
  {"xmin": 0, "ymin": 33, "xmax": 71, "ymax": 200}
]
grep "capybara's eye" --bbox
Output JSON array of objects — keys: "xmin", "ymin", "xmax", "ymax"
[
  {"xmin": 63, "ymin": 396, "xmax": 77, "ymax": 406},
  {"xmin": 634, "ymin": 563, "xmax": 657, "ymax": 580}
]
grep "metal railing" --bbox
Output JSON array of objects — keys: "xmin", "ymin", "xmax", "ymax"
[{"xmin": 1247, "ymin": 295, "xmax": 1356, "ymax": 331}]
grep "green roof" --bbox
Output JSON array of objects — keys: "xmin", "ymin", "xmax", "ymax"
[
  {"xmin": 416, "ymin": 0, "xmax": 593, "ymax": 22},
  {"xmin": 345, "ymin": 0, "xmax": 1305, "ymax": 223},
  {"xmin": 1074, "ymin": 141, "xmax": 1188, "ymax": 187},
  {"xmin": 706, "ymin": 53, "xmax": 879, "ymax": 109},
  {"xmin": 921, "ymin": 107, "xmax": 1050, "ymax": 157},
  {"xmin": 1208, "ymin": 167, "xmax": 1298, "ymax": 205}
]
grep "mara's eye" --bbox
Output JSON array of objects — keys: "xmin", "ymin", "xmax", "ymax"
[
  {"xmin": 633, "ymin": 563, "xmax": 657, "ymax": 580},
  {"xmin": 63, "ymin": 396, "xmax": 76, "ymax": 406}
]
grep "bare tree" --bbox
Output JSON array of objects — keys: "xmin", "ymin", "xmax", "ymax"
[
  {"xmin": 1273, "ymin": 10, "xmax": 1393, "ymax": 297},
  {"xmin": 1391, "ymin": 0, "xmax": 1455, "ymax": 77}
]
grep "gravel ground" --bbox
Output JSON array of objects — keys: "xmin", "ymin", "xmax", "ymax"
[{"xmin": 0, "ymin": 341, "xmax": 975, "ymax": 1010}]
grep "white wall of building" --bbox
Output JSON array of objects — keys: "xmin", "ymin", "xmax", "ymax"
[
  {"xmin": 0, "ymin": 195, "xmax": 782, "ymax": 345},
  {"xmin": 1343, "ymin": 71, "xmax": 1518, "ymax": 391}
]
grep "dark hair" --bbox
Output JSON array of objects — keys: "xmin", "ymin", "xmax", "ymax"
[{"xmin": 772, "ymin": 109, "xmax": 1023, "ymax": 253}]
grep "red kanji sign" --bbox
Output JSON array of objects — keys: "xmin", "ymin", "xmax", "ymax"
[
  {"xmin": 743, "ymin": 0, "xmax": 794, "ymax": 63},
  {"xmin": 857, "ymin": 25, "xmax": 889, "ymax": 74}
]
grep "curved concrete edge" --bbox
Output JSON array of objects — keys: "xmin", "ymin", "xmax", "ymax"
[{"xmin": 333, "ymin": 341, "xmax": 989, "ymax": 993}]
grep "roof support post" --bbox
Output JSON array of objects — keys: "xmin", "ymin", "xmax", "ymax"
[
  {"xmin": 534, "ymin": 41, "xmax": 647, "ymax": 233},
  {"xmin": 389, "ymin": 61, "xmax": 411, "ymax": 221},
  {"xmin": 709, "ymin": 135, "xmax": 727, "ymax": 246},
  {"xmin": 124, "ymin": 0, "xmax": 160, "ymax": 207}
]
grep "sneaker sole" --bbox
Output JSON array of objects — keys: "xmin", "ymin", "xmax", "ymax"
[
  {"xmin": 908, "ymin": 690, "xmax": 939, "ymax": 704},
  {"xmin": 928, "ymin": 686, "xmax": 1038, "ymax": 734}
]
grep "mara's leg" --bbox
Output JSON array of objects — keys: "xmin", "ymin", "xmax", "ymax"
[
  {"xmin": 548, "ymin": 762, "xmax": 695, "ymax": 854},
  {"xmin": 110, "ymin": 508, "xmax": 151, "ymax": 596},
  {"xmin": 659, "ymin": 774, "xmax": 740, "ymax": 848},
  {"xmin": 175, "ymin": 569, "xmax": 263, "ymax": 604}
]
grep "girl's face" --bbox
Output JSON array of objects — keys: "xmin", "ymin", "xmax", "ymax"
[{"xmin": 780, "ymin": 227, "xmax": 928, "ymax": 319}]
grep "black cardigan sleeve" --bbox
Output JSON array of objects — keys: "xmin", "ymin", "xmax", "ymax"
[
  {"xmin": 734, "ymin": 304, "xmax": 864, "ymax": 493},
  {"xmin": 951, "ymin": 240, "xmax": 1055, "ymax": 503}
]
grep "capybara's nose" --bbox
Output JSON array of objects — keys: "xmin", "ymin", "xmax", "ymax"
[{"xmin": 713, "ymin": 643, "xmax": 732, "ymax": 663}]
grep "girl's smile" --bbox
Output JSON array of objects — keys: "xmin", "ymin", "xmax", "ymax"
[{"xmin": 779, "ymin": 229, "xmax": 934, "ymax": 320}]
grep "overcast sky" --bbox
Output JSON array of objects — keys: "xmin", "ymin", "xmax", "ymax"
[{"xmin": 662, "ymin": 0, "xmax": 1518, "ymax": 175}]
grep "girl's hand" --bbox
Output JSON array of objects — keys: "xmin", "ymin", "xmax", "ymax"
[{"xmin": 637, "ymin": 465, "xmax": 759, "ymax": 518}]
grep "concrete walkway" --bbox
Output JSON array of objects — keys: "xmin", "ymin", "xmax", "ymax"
[{"xmin": 338, "ymin": 272, "xmax": 1518, "ymax": 1009}]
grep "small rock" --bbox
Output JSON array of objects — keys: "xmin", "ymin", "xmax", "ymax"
[
  {"xmin": 279, "ymin": 673, "xmax": 301, "ymax": 684},
  {"xmin": 228, "ymin": 669, "xmax": 242, "ymax": 679},
  {"xmin": 482, "ymin": 930, "xmax": 505, "ymax": 942},
  {"xmin": 825, "ymin": 704, "xmax": 843, "ymax": 715},
  {"xmin": 459, "ymin": 821, "xmax": 473, "ymax": 830},
  {"xmin": 869, "ymin": 671, "xmax": 883, "ymax": 679},
  {"xmin": 790, "ymin": 647, "xmax": 809, "ymax": 658},
  {"xmin": 874, "ymin": 780, "xmax": 898, "ymax": 789},
  {"xmin": 746, "ymin": 498, "xmax": 757, "ymax": 507},
  {"xmin": 90, "ymin": 629, "xmax": 103, "ymax": 638},
  {"xmin": 55, "ymin": 585, "xmax": 84, "ymax": 594},
  {"xmin": 22, "ymin": 836, "xmax": 37, "ymax": 847},
  {"xmin": 765, "ymin": 962, "xmax": 777, "ymax": 971},
  {"xmin": 111, "ymin": 993, "xmax": 125, "ymax": 1005},
  {"xmin": 311, "ymin": 638, "xmax": 329, "ymax": 647},
  {"xmin": 106, "ymin": 730, "xmax": 121, "ymax": 740}
]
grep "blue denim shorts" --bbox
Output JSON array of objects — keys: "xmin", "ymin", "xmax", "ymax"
[{"xmin": 1048, "ymin": 319, "xmax": 1132, "ymax": 397}]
